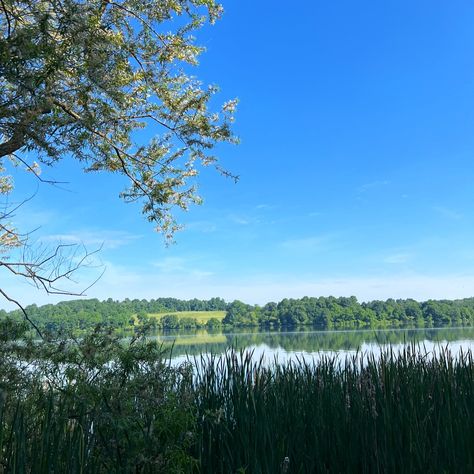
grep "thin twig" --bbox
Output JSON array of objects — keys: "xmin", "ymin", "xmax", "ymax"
[{"xmin": 0, "ymin": 287, "xmax": 43, "ymax": 339}]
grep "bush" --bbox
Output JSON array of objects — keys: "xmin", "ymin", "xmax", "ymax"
[{"xmin": 0, "ymin": 323, "xmax": 196, "ymax": 473}]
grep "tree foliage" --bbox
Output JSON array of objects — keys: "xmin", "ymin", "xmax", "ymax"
[
  {"xmin": 1, "ymin": 296, "xmax": 227, "ymax": 332},
  {"xmin": 2, "ymin": 295, "xmax": 474, "ymax": 334},
  {"xmin": 0, "ymin": 0, "xmax": 236, "ymax": 311},
  {"xmin": 0, "ymin": 321, "xmax": 197, "ymax": 472},
  {"xmin": 222, "ymin": 296, "xmax": 474, "ymax": 329}
]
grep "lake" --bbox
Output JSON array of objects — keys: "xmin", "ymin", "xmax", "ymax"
[{"xmin": 144, "ymin": 325, "xmax": 474, "ymax": 365}]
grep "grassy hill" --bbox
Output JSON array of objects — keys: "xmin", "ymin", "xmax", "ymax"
[{"xmin": 147, "ymin": 310, "xmax": 226, "ymax": 323}]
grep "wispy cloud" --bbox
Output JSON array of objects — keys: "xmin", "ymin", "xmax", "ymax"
[
  {"xmin": 229, "ymin": 214, "xmax": 256, "ymax": 226},
  {"xmin": 280, "ymin": 234, "xmax": 336, "ymax": 252},
  {"xmin": 42, "ymin": 230, "xmax": 142, "ymax": 249},
  {"xmin": 433, "ymin": 206, "xmax": 463, "ymax": 220},
  {"xmin": 191, "ymin": 270, "xmax": 214, "ymax": 278},
  {"xmin": 222, "ymin": 273, "xmax": 474, "ymax": 304},
  {"xmin": 383, "ymin": 253, "xmax": 413, "ymax": 264},
  {"xmin": 357, "ymin": 180, "xmax": 390, "ymax": 194},
  {"xmin": 152, "ymin": 256, "xmax": 214, "ymax": 279},
  {"xmin": 5, "ymin": 272, "xmax": 474, "ymax": 310},
  {"xmin": 152, "ymin": 257, "xmax": 189, "ymax": 272},
  {"xmin": 12, "ymin": 207, "xmax": 61, "ymax": 230},
  {"xmin": 185, "ymin": 220, "xmax": 217, "ymax": 233}
]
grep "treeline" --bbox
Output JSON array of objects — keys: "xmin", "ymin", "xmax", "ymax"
[
  {"xmin": 223, "ymin": 296, "xmax": 474, "ymax": 328},
  {"xmin": 2, "ymin": 295, "xmax": 474, "ymax": 333},
  {"xmin": 0, "ymin": 298, "xmax": 227, "ymax": 333}
]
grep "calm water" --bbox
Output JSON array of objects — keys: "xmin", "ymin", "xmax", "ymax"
[{"xmin": 144, "ymin": 326, "xmax": 474, "ymax": 365}]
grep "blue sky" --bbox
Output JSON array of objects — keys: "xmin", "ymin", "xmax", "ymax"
[{"xmin": 4, "ymin": 0, "xmax": 474, "ymax": 308}]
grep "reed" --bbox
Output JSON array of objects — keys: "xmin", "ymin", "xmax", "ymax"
[
  {"xmin": 193, "ymin": 345, "xmax": 474, "ymax": 473},
  {"xmin": 1, "ymin": 330, "xmax": 474, "ymax": 472}
]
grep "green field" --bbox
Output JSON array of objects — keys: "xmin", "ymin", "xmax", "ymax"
[{"xmin": 147, "ymin": 310, "xmax": 226, "ymax": 323}]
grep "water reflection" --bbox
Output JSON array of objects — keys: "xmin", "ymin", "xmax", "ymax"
[{"xmin": 141, "ymin": 326, "xmax": 474, "ymax": 362}]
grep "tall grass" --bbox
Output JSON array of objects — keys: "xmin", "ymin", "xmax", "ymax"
[
  {"xmin": 194, "ymin": 346, "xmax": 474, "ymax": 473},
  {"xmin": 1, "ymin": 325, "xmax": 474, "ymax": 472}
]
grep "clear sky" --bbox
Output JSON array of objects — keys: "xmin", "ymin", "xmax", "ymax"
[{"xmin": 4, "ymin": 0, "xmax": 474, "ymax": 308}]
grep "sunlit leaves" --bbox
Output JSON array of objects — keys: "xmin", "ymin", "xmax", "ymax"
[{"xmin": 0, "ymin": 0, "xmax": 237, "ymax": 241}]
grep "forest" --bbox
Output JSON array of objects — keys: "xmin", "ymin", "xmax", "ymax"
[
  {"xmin": 2, "ymin": 295, "xmax": 474, "ymax": 333},
  {"xmin": 223, "ymin": 296, "xmax": 474, "ymax": 328}
]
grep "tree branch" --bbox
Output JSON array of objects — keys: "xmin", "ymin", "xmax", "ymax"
[
  {"xmin": 0, "ymin": 126, "xmax": 25, "ymax": 158},
  {"xmin": 0, "ymin": 288, "xmax": 43, "ymax": 339}
]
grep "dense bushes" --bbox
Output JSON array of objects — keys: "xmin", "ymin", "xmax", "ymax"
[{"xmin": 0, "ymin": 321, "xmax": 196, "ymax": 473}]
